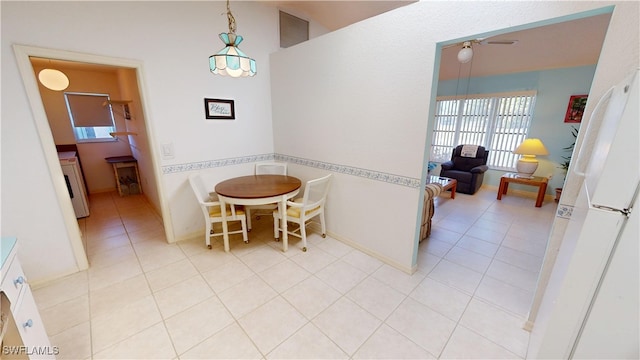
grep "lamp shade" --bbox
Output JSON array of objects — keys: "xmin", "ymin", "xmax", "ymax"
[
  {"xmin": 210, "ymin": 33, "xmax": 256, "ymax": 78},
  {"xmin": 513, "ymin": 138, "xmax": 548, "ymax": 178},
  {"xmin": 513, "ymin": 138, "xmax": 549, "ymax": 155},
  {"xmin": 38, "ymin": 68, "xmax": 69, "ymax": 91}
]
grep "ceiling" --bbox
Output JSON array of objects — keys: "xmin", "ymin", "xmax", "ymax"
[
  {"xmin": 269, "ymin": 1, "xmax": 611, "ymax": 80},
  {"xmin": 438, "ymin": 13, "xmax": 611, "ymax": 80},
  {"xmin": 31, "ymin": 3, "xmax": 611, "ymax": 83},
  {"xmin": 265, "ymin": 1, "xmax": 417, "ymax": 32}
]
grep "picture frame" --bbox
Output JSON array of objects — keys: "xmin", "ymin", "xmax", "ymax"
[
  {"xmin": 204, "ymin": 98, "xmax": 235, "ymax": 119},
  {"xmin": 564, "ymin": 95, "xmax": 588, "ymax": 123}
]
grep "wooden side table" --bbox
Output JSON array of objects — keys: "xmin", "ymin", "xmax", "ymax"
[
  {"xmin": 497, "ymin": 173, "xmax": 548, "ymax": 207},
  {"xmin": 105, "ymin": 156, "xmax": 142, "ymax": 196},
  {"xmin": 428, "ymin": 175, "xmax": 457, "ymax": 199}
]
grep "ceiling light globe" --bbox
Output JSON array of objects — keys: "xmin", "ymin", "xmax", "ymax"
[
  {"xmin": 38, "ymin": 68, "xmax": 69, "ymax": 91},
  {"xmin": 457, "ymin": 47, "xmax": 473, "ymax": 63}
]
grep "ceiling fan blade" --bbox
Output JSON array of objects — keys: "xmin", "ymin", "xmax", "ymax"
[
  {"xmin": 441, "ymin": 43, "xmax": 460, "ymax": 49},
  {"xmin": 441, "ymin": 38, "xmax": 518, "ymax": 50},
  {"xmin": 482, "ymin": 40, "xmax": 518, "ymax": 45}
]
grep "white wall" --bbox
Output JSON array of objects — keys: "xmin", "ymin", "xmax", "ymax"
[
  {"xmin": 270, "ymin": 1, "xmax": 638, "ymax": 272},
  {"xmin": 116, "ymin": 68, "xmax": 161, "ymax": 214}
]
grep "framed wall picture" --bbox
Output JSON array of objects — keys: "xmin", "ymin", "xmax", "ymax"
[
  {"xmin": 204, "ymin": 98, "xmax": 235, "ymax": 119},
  {"xmin": 564, "ymin": 95, "xmax": 588, "ymax": 123}
]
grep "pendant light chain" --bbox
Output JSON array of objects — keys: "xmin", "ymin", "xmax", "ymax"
[
  {"xmin": 464, "ymin": 57, "xmax": 474, "ymax": 102},
  {"xmin": 226, "ymin": 0, "xmax": 236, "ymax": 35}
]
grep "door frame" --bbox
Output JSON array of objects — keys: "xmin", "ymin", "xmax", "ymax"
[{"xmin": 12, "ymin": 44, "xmax": 173, "ymax": 270}]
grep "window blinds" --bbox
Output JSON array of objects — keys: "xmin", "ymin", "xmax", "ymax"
[
  {"xmin": 64, "ymin": 93, "xmax": 113, "ymax": 127},
  {"xmin": 432, "ymin": 91, "xmax": 537, "ymax": 169}
]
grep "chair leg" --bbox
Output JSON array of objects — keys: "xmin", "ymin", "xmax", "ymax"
[
  {"xmin": 241, "ymin": 218, "xmax": 249, "ymax": 244},
  {"xmin": 246, "ymin": 208, "xmax": 252, "ymax": 231},
  {"xmin": 300, "ymin": 219, "xmax": 307, "ymax": 252},
  {"xmin": 319, "ymin": 211, "xmax": 327, "ymax": 238},
  {"xmin": 205, "ymin": 221, "xmax": 212, "ymax": 249},
  {"xmin": 273, "ymin": 212, "xmax": 280, "ymax": 241}
]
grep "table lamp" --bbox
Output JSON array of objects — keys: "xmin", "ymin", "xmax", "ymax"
[{"xmin": 513, "ymin": 138, "xmax": 549, "ymax": 178}]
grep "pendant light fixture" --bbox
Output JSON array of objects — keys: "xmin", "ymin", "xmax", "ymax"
[
  {"xmin": 209, "ymin": 0, "xmax": 256, "ymax": 77},
  {"xmin": 38, "ymin": 61, "xmax": 69, "ymax": 91}
]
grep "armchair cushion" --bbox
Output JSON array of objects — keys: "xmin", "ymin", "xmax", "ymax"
[
  {"xmin": 440, "ymin": 161, "xmax": 454, "ymax": 170},
  {"xmin": 452, "ymin": 147, "xmax": 488, "ymax": 172},
  {"xmin": 471, "ymin": 165, "xmax": 489, "ymax": 173}
]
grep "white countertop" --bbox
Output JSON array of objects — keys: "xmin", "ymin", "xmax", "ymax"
[{"xmin": 1, "ymin": 237, "xmax": 17, "ymax": 270}]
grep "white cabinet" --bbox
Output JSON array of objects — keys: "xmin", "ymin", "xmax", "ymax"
[{"xmin": 1, "ymin": 238, "xmax": 55, "ymax": 359}]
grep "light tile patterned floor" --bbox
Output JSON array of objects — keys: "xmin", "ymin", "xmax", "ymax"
[{"xmin": 32, "ymin": 187, "xmax": 556, "ymax": 359}]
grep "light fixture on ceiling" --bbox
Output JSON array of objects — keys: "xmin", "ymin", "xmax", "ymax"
[
  {"xmin": 209, "ymin": 0, "xmax": 256, "ymax": 77},
  {"xmin": 457, "ymin": 41, "xmax": 473, "ymax": 64},
  {"xmin": 454, "ymin": 38, "xmax": 517, "ymax": 64},
  {"xmin": 38, "ymin": 66, "xmax": 69, "ymax": 91},
  {"xmin": 513, "ymin": 138, "xmax": 549, "ymax": 178}
]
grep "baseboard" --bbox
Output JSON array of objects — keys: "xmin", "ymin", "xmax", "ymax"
[
  {"xmin": 180, "ymin": 221, "xmax": 417, "ymax": 275},
  {"xmin": 29, "ymin": 267, "xmax": 84, "ymax": 289},
  {"xmin": 307, "ymin": 222, "xmax": 417, "ymax": 275},
  {"xmin": 523, "ymin": 319, "xmax": 534, "ymax": 332},
  {"xmin": 89, "ymin": 188, "xmax": 118, "ymax": 194},
  {"xmin": 172, "ymin": 231, "xmax": 201, "ymax": 244}
]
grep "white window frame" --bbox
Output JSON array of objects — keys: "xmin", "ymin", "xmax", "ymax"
[
  {"xmin": 64, "ymin": 92, "xmax": 116, "ymax": 143},
  {"xmin": 431, "ymin": 90, "xmax": 537, "ymax": 170}
]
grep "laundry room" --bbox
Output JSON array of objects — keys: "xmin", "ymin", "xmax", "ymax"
[{"xmin": 30, "ymin": 57, "xmax": 156, "ymax": 218}]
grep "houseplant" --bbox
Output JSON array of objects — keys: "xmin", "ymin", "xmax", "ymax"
[{"xmin": 556, "ymin": 125, "xmax": 579, "ymax": 201}]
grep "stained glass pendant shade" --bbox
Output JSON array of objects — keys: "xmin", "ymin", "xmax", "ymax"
[{"xmin": 209, "ymin": 0, "xmax": 256, "ymax": 77}]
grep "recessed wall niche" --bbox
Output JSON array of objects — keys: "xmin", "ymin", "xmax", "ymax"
[{"xmin": 279, "ymin": 11, "xmax": 309, "ymax": 48}]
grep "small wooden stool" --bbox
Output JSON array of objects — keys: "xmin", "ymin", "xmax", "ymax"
[{"xmin": 105, "ymin": 156, "xmax": 142, "ymax": 196}]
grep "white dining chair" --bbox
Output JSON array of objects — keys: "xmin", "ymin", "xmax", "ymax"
[
  {"xmin": 255, "ymin": 162, "xmax": 288, "ymax": 175},
  {"xmin": 188, "ymin": 173, "xmax": 248, "ymax": 249},
  {"xmin": 246, "ymin": 162, "xmax": 288, "ymax": 229},
  {"xmin": 273, "ymin": 173, "xmax": 332, "ymax": 252}
]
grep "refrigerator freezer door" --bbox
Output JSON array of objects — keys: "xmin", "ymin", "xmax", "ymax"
[
  {"xmin": 584, "ymin": 69, "xmax": 639, "ymax": 211},
  {"xmin": 529, "ymin": 185, "xmax": 628, "ymax": 358},
  {"xmin": 572, "ymin": 194, "xmax": 639, "ymax": 359}
]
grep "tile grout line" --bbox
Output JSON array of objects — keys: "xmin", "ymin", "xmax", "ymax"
[
  {"xmin": 54, "ymin": 189, "xmax": 555, "ymax": 359},
  {"xmin": 426, "ymin": 198, "xmax": 520, "ymax": 359},
  {"xmin": 432, "ymin": 198, "xmax": 532, "ymax": 358}
]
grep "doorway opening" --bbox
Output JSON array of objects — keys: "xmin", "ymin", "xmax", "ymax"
[
  {"xmin": 417, "ymin": 8, "xmax": 612, "ymax": 326},
  {"xmin": 14, "ymin": 45, "xmax": 172, "ymax": 271}
]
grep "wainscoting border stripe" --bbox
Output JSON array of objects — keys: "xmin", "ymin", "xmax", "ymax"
[
  {"xmin": 161, "ymin": 153, "xmax": 420, "ymax": 188},
  {"xmin": 275, "ymin": 154, "xmax": 420, "ymax": 188},
  {"xmin": 161, "ymin": 154, "xmax": 275, "ymax": 174}
]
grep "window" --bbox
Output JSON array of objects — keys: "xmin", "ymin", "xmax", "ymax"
[
  {"xmin": 431, "ymin": 91, "xmax": 537, "ymax": 170},
  {"xmin": 64, "ymin": 92, "xmax": 116, "ymax": 142}
]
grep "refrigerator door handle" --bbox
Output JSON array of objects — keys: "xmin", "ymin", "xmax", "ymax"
[{"xmin": 573, "ymin": 85, "xmax": 615, "ymax": 177}]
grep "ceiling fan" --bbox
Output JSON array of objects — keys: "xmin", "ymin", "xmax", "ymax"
[
  {"xmin": 443, "ymin": 37, "xmax": 518, "ymax": 63},
  {"xmin": 443, "ymin": 38, "xmax": 519, "ymax": 48}
]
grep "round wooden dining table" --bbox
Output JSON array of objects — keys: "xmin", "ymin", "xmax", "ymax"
[{"xmin": 215, "ymin": 175, "xmax": 302, "ymax": 252}]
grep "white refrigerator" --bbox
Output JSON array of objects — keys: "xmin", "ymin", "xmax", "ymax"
[
  {"xmin": 530, "ymin": 69, "xmax": 639, "ymax": 359},
  {"xmin": 59, "ymin": 151, "xmax": 90, "ymax": 218}
]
